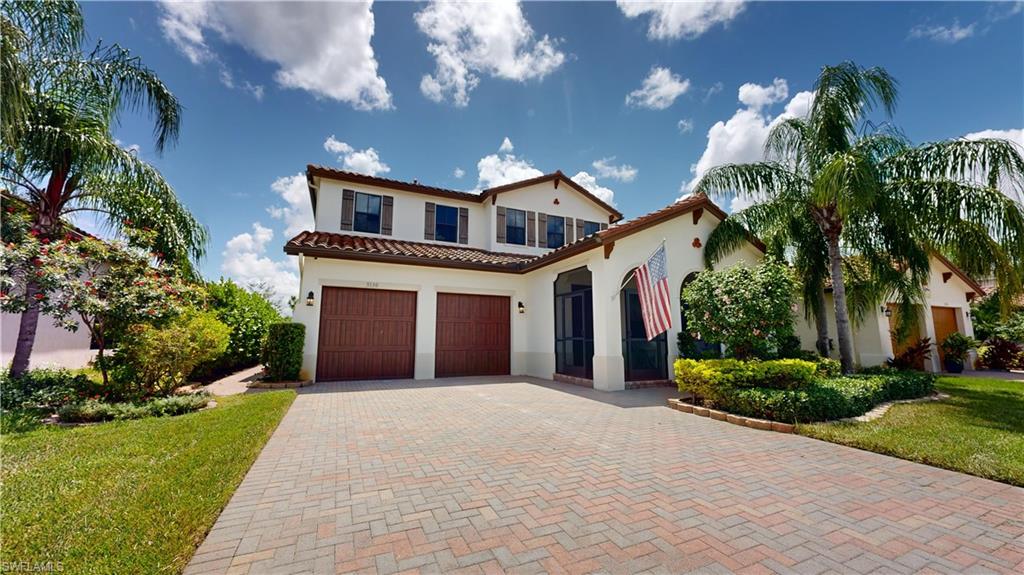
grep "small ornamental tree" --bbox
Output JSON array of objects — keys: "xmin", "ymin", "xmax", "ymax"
[
  {"xmin": 681, "ymin": 260, "xmax": 797, "ymax": 359},
  {"xmin": 62, "ymin": 228, "xmax": 199, "ymax": 386}
]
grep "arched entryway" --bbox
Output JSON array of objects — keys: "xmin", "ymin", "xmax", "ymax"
[
  {"xmin": 554, "ymin": 267, "xmax": 594, "ymax": 379},
  {"xmin": 679, "ymin": 271, "xmax": 719, "ymax": 358},
  {"xmin": 620, "ymin": 272, "xmax": 668, "ymax": 381}
]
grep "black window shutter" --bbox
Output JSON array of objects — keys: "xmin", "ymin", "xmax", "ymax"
[
  {"xmin": 424, "ymin": 202, "xmax": 436, "ymax": 240},
  {"xmin": 527, "ymin": 211, "xmax": 536, "ymax": 246},
  {"xmin": 458, "ymin": 207, "xmax": 469, "ymax": 244},
  {"xmin": 341, "ymin": 189, "xmax": 355, "ymax": 230},
  {"xmin": 381, "ymin": 196, "xmax": 394, "ymax": 236}
]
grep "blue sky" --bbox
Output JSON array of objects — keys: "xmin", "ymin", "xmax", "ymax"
[{"xmin": 79, "ymin": 1, "xmax": 1023, "ymax": 301}]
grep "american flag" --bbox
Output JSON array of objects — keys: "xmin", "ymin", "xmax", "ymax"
[{"xmin": 635, "ymin": 243, "xmax": 673, "ymax": 341}]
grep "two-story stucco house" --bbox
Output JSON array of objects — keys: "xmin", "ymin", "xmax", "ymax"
[{"xmin": 286, "ymin": 165, "xmax": 982, "ymax": 390}]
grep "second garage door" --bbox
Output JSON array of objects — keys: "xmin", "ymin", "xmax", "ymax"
[
  {"xmin": 316, "ymin": 287, "xmax": 416, "ymax": 381},
  {"xmin": 435, "ymin": 293, "xmax": 511, "ymax": 377}
]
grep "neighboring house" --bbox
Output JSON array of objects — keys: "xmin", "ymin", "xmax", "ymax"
[
  {"xmin": 1, "ymin": 311, "xmax": 96, "ymax": 370},
  {"xmin": 286, "ymin": 166, "xmax": 983, "ymax": 387},
  {"xmin": 287, "ymin": 166, "xmax": 763, "ymax": 391},
  {"xmin": 794, "ymin": 253, "xmax": 984, "ymax": 372}
]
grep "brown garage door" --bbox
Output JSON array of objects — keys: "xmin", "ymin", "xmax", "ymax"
[
  {"xmin": 435, "ymin": 293, "xmax": 510, "ymax": 377},
  {"xmin": 316, "ymin": 287, "xmax": 416, "ymax": 381}
]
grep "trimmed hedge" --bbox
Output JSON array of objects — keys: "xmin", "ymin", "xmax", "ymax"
[
  {"xmin": 264, "ymin": 322, "xmax": 305, "ymax": 381},
  {"xmin": 675, "ymin": 358, "xmax": 935, "ymax": 423},
  {"xmin": 0, "ymin": 368, "xmax": 95, "ymax": 410}
]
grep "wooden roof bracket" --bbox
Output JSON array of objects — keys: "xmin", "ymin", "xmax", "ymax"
[{"xmin": 693, "ymin": 207, "xmax": 704, "ymax": 225}]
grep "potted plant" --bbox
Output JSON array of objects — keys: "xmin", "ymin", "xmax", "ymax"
[{"xmin": 940, "ymin": 332, "xmax": 978, "ymax": 373}]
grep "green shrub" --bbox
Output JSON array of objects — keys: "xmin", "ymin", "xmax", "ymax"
[
  {"xmin": 56, "ymin": 393, "xmax": 211, "ymax": 423},
  {"xmin": 940, "ymin": 332, "xmax": 978, "ymax": 363},
  {"xmin": 675, "ymin": 358, "xmax": 934, "ymax": 423},
  {"xmin": 814, "ymin": 358, "xmax": 842, "ymax": 377},
  {"xmin": 264, "ymin": 322, "xmax": 305, "ymax": 381},
  {"xmin": 675, "ymin": 358, "xmax": 818, "ymax": 396},
  {"xmin": 192, "ymin": 279, "xmax": 281, "ymax": 380},
  {"xmin": 0, "ymin": 368, "xmax": 95, "ymax": 410},
  {"xmin": 680, "ymin": 260, "xmax": 796, "ymax": 359},
  {"xmin": 111, "ymin": 310, "xmax": 230, "ymax": 397},
  {"xmin": 978, "ymin": 337, "xmax": 1024, "ymax": 370}
]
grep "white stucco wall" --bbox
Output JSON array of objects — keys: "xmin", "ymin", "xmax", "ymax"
[
  {"xmin": 293, "ymin": 207, "xmax": 763, "ymax": 390},
  {"xmin": 310, "ymin": 177, "xmax": 617, "ymax": 258},
  {"xmin": 1, "ymin": 312, "xmax": 95, "ymax": 370},
  {"xmin": 487, "ymin": 180, "xmax": 613, "ymax": 256}
]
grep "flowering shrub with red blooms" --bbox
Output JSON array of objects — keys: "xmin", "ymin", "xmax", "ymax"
[
  {"xmin": 681, "ymin": 259, "xmax": 797, "ymax": 359},
  {"xmin": 0, "ymin": 207, "xmax": 91, "ymax": 330},
  {"xmin": 2, "ymin": 207, "xmax": 200, "ymax": 392}
]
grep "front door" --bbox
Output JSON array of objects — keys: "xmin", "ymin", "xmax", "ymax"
[
  {"xmin": 931, "ymin": 306, "xmax": 959, "ymax": 368},
  {"xmin": 621, "ymin": 280, "xmax": 668, "ymax": 381}
]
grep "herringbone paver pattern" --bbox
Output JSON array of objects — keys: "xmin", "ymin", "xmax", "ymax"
[{"xmin": 186, "ymin": 377, "xmax": 1024, "ymax": 574}]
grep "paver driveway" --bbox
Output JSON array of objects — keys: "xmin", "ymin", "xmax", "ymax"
[{"xmin": 186, "ymin": 377, "xmax": 1024, "ymax": 574}]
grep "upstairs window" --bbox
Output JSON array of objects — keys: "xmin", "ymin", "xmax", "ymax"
[
  {"xmin": 506, "ymin": 208, "xmax": 526, "ymax": 245},
  {"xmin": 583, "ymin": 220, "xmax": 601, "ymax": 237},
  {"xmin": 354, "ymin": 192, "xmax": 382, "ymax": 233},
  {"xmin": 435, "ymin": 204, "xmax": 458, "ymax": 243},
  {"xmin": 547, "ymin": 216, "xmax": 565, "ymax": 249}
]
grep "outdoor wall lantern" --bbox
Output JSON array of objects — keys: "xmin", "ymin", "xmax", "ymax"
[
  {"xmin": 517, "ymin": 301, "xmax": 526, "ymax": 314},
  {"xmin": 306, "ymin": 291, "xmax": 315, "ymax": 306},
  {"xmin": 882, "ymin": 306, "xmax": 892, "ymax": 318}
]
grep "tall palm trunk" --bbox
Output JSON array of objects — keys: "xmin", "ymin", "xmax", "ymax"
[
  {"xmin": 814, "ymin": 288, "xmax": 830, "ymax": 357},
  {"xmin": 825, "ymin": 236, "xmax": 856, "ymax": 373},
  {"xmin": 9, "ymin": 280, "xmax": 41, "ymax": 377}
]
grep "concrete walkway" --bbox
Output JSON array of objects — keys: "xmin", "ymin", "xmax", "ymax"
[
  {"xmin": 204, "ymin": 365, "xmax": 265, "ymax": 396},
  {"xmin": 186, "ymin": 377, "xmax": 1023, "ymax": 574}
]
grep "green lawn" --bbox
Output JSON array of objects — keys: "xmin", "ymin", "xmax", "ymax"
[
  {"xmin": 1, "ymin": 391, "xmax": 295, "ymax": 574},
  {"xmin": 799, "ymin": 376, "xmax": 1024, "ymax": 486}
]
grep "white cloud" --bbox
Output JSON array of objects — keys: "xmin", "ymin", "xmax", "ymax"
[
  {"xmin": 703, "ymin": 81, "xmax": 724, "ymax": 102},
  {"xmin": 617, "ymin": 1, "xmax": 745, "ymax": 41},
  {"xmin": 323, "ymin": 136, "xmax": 390, "ymax": 176},
  {"xmin": 499, "ymin": 137, "xmax": 515, "ymax": 153},
  {"xmin": 909, "ymin": 20, "xmax": 976, "ymax": 43},
  {"xmin": 592, "ymin": 157, "xmax": 637, "ymax": 182},
  {"xmin": 414, "ymin": 0, "xmax": 566, "ymax": 107},
  {"xmin": 570, "ymin": 171, "xmax": 616, "ymax": 206},
  {"xmin": 678, "ymin": 118, "xmax": 694, "ymax": 134},
  {"xmin": 221, "ymin": 223, "xmax": 299, "ymax": 309},
  {"xmin": 158, "ymin": 0, "xmax": 392, "ymax": 110},
  {"xmin": 476, "ymin": 153, "xmax": 543, "ymax": 190},
  {"xmin": 218, "ymin": 68, "xmax": 265, "ymax": 100},
  {"xmin": 453, "ymin": 167, "xmax": 465, "ymax": 179},
  {"xmin": 737, "ymin": 77, "xmax": 788, "ymax": 110},
  {"xmin": 626, "ymin": 67, "xmax": 690, "ymax": 110},
  {"xmin": 962, "ymin": 128, "xmax": 1024, "ymax": 203},
  {"xmin": 266, "ymin": 174, "xmax": 314, "ymax": 238},
  {"xmin": 682, "ymin": 79, "xmax": 814, "ymax": 211}
]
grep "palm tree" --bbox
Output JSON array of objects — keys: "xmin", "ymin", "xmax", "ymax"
[
  {"xmin": 695, "ymin": 62, "xmax": 1024, "ymax": 373},
  {"xmin": 1, "ymin": 0, "xmax": 208, "ymax": 377}
]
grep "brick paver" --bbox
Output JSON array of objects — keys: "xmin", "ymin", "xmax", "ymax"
[{"xmin": 186, "ymin": 377, "xmax": 1024, "ymax": 574}]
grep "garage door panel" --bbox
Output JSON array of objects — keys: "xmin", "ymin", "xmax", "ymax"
[
  {"xmin": 435, "ymin": 293, "xmax": 510, "ymax": 378},
  {"xmin": 317, "ymin": 287, "xmax": 416, "ymax": 381}
]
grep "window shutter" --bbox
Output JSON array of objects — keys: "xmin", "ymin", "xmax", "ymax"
[
  {"xmin": 576, "ymin": 218, "xmax": 584, "ymax": 238},
  {"xmin": 565, "ymin": 216, "xmax": 575, "ymax": 244},
  {"xmin": 424, "ymin": 202, "xmax": 436, "ymax": 240},
  {"xmin": 496, "ymin": 206, "xmax": 506, "ymax": 243},
  {"xmin": 537, "ymin": 213, "xmax": 548, "ymax": 248},
  {"xmin": 599, "ymin": 222, "xmax": 608, "ymax": 231},
  {"xmin": 458, "ymin": 207, "xmax": 469, "ymax": 244},
  {"xmin": 341, "ymin": 189, "xmax": 355, "ymax": 230},
  {"xmin": 526, "ymin": 211, "xmax": 536, "ymax": 246},
  {"xmin": 381, "ymin": 196, "xmax": 394, "ymax": 236}
]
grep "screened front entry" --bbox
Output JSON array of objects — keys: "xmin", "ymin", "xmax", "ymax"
[
  {"xmin": 554, "ymin": 267, "xmax": 594, "ymax": 379},
  {"xmin": 621, "ymin": 274, "xmax": 668, "ymax": 381}
]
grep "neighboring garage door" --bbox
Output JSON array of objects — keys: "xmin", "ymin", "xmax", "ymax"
[
  {"xmin": 316, "ymin": 287, "xmax": 416, "ymax": 381},
  {"xmin": 435, "ymin": 293, "xmax": 511, "ymax": 377}
]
